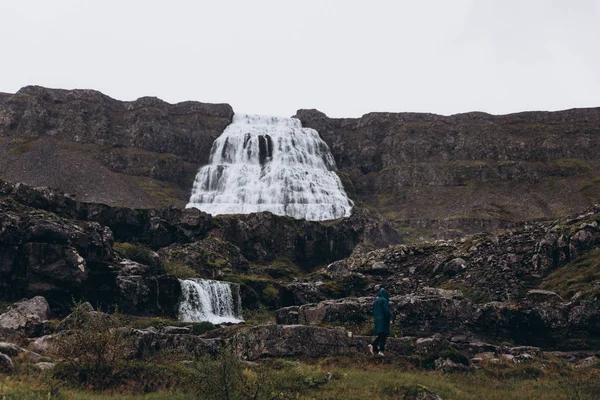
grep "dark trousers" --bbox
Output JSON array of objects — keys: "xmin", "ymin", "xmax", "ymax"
[{"xmin": 372, "ymin": 333, "xmax": 387, "ymax": 352}]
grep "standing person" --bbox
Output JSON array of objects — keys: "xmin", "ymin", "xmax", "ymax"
[{"xmin": 368, "ymin": 288, "xmax": 391, "ymax": 356}]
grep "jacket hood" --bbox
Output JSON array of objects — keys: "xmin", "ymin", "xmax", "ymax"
[{"xmin": 378, "ymin": 288, "xmax": 389, "ymax": 299}]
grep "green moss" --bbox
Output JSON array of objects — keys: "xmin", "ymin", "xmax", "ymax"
[
  {"xmin": 440, "ymin": 282, "xmax": 492, "ymax": 304},
  {"xmin": 7, "ymin": 137, "xmax": 38, "ymax": 155},
  {"xmin": 541, "ymin": 249, "xmax": 600, "ymax": 303}
]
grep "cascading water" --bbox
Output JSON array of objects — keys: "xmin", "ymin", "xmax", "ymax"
[
  {"xmin": 186, "ymin": 114, "xmax": 353, "ymax": 221},
  {"xmin": 178, "ymin": 279, "xmax": 243, "ymax": 324}
]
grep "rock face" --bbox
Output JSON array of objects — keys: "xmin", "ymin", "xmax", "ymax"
[
  {"xmin": 311, "ymin": 205, "xmax": 600, "ymax": 304},
  {"xmin": 0, "ymin": 180, "xmax": 402, "ymax": 314},
  {"xmin": 275, "ymin": 288, "xmax": 600, "ymax": 348},
  {"xmin": 0, "ymin": 86, "xmax": 234, "ymax": 208},
  {"xmin": 295, "ymin": 108, "xmax": 600, "ymax": 240},
  {"xmin": 233, "ymin": 324, "xmax": 415, "ymax": 361}
]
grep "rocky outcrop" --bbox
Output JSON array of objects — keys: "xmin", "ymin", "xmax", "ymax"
[
  {"xmin": 159, "ymin": 236, "xmax": 251, "ymax": 278},
  {"xmin": 295, "ymin": 108, "xmax": 600, "ymax": 240},
  {"xmin": 312, "ymin": 206, "xmax": 600, "ymax": 303},
  {"xmin": 233, "ymin": 324, "xmax": 414, "ymax": 361},
  {"xmin": 0, "ymin": 86, "xmax": 234, "ymax": 208},
  {"xmin": 215, "ymin": 208, "xmax": 399, "ymax": 267},
  {"xmin": 0, "ymin": 297, "xmax": 50, "ymax": 337},
  {"xmin": 127, "ymin": 328, "xmax": 221, "ymax": 358},
  {"xmin": 0, "ymin": 352, "xmax": 14, "ymax": 373},
  {"xmin": 275, "ymin": 289, "xmax": 600, "ymax": 349}
]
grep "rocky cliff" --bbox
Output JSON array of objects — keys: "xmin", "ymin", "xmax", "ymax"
[
  {"xmin": 1, "ymin": 85, "xmax": 600, "ymax": 240},
  {"xmin": 0, "ymin": 86, "xmax": 233, "ymax": 208},
  {"xmin": 295, "ymin": 108, "xmax": 600, "ymax": 240}
]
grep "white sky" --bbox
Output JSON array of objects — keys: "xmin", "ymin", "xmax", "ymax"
[{"xmin": 0, "ymin": 0, "xmax": 599, "ymax": 117}]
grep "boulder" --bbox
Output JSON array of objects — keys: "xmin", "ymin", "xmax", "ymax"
[
  {"xmin": 27, "ymin": 334, "xmax": 56, "ymax": 355},
  {"xmin": 56, "ymin": 302, "xmax": 113, "ymax": 331},
  {"xmin": 116, "ymin": 274, "xmax": 182, "ymax": 317},
  {"xmin": 34, "ymin": 362, "xmax": 55, "ymax": 371},
  {"xmin": 0, "ymin": 352, "xmax": 14, "ymax": 373},
  {"xmin": 434, "ymin": 357, "xmax": 469, "ymax": 372},
  {"xmin": 0, "ymin": 296, "xmax": 50, "ymax": 337},
  {"xmin": 126, "ymin": 328, "xmax": 221, "ymax": 358},
  {"xmin": 233, "ymin": 324, "xmax": 414, "ymax": 361}
]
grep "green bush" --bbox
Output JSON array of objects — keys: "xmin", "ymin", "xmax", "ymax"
[
  {"xmin": 114, "ymin": 242, "xmax": 159, "ymax": 268},
  {"xmin": 51, "ymin": 305, "xmax": 134, "ymax": 389},
  {"xmin": 163, "ymin": 261, "xmax": 199, "ymax": 279}
]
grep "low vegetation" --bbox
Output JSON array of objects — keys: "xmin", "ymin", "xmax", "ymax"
[
  {"xmin": 2, "ymin": 353, "xmax": 600, "ymax": 399},
  {"xmin": 542, "ymin": 249, "xmax": 600, "ymax": 303}
]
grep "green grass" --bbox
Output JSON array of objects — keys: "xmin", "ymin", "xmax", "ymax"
[
  {"xmin": 541, "ymin": 249, "xmax": 600, "ymax": 303},
  {"xmin": 113, "ymin": 243, "xmax": 158, "ymax": 268},
  {"xmin": 440, "ymin": 282, "xmax": 492, "ymax": 304},
  {"xmin": 162, "ymin": 261, "xmax": 199, "ymax": 279},
  {"xmin": 3, "ymin": 356, "xmax": 599, "ymax": 400}
]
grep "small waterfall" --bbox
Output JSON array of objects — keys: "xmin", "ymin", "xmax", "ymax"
[
  {"xmin": 186, "ymin": 113, "xmax": 353, "ymax": 221},
  {"xmin": 178, "ymin": 279, "xmax": 243, "ymax": 324}
]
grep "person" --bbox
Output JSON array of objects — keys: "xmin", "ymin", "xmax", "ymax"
[{"xmin": 368, "ymin": 287, "xmax": 391, "ymax": 356}]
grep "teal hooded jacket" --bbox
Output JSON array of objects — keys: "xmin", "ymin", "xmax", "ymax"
[{"xmin": 373, "ymin": 288, "xmax": 391, "ymax": 335}]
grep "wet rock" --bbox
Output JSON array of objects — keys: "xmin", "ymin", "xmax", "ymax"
[
  {"xmin": 116, "ymin": 275, "xmax": 182, "ymax": 317},
  {"xmin": 0, "ymin": 296, "xmax": 50, "ymax": 337}
]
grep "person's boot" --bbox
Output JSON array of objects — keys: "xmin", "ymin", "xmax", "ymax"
[{"xmin": 378, "ymin": 351, "xmax": 385, "ymax": 356}]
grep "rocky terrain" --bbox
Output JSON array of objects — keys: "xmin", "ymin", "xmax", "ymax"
[
  {"xmin": 1, "ymin": 86, "xmax": 600, "ymax": 241},
  {"xmin": 295, "ymin": 108, "xmax": 600, "ymax": 239},
  {"xmin": 0, "ymin": 179, "xmax": 598, "ymax": 398},
  {"xmin": 0, "ymin": 86, "xmax": 233, "ymax": 208}
]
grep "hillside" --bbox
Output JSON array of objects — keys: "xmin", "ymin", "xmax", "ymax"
[{"xmin": 1, "ymin": 85, "xmax": 600, "ymax": 241}]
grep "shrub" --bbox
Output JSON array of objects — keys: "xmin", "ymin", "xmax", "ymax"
[
  {"xmin": 163, "ymin": 261, "xmax": 199, "ymax": 279},
  {"xmin": 51, "ymin": 305, "xmax": 134, "ymax": 389},
  {"xmin": 114, "ymin": 242, "xmax": 159, "ymax": 268}
]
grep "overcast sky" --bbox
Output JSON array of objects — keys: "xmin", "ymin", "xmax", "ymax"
[{"xmin": 1, "ymin": 0, "xmax": 598, "ymax": 118}]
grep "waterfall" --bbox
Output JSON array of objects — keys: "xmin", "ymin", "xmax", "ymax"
[
  {"xmin": 178, "ymin": 279, "xmax": 243, "ymax": 324},
  {"xmin": 186, "ymin": 113, "xmax": 353, "ymax": 221}
]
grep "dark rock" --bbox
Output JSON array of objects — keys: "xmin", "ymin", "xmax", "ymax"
[
  {"xmin": 0, "ymin": 86, "xmax": 234, "ymax": 208},
  {"xmin": 295, "ymin": 107, "xmax": 600, "ymax": 239},
  {"xmin": 116, "ymin": 275, "xmax": 181, "ymax": 317},
  {"xmin": 0, "ymin": 352, "xmax": 14, "ymax": 373},
  {"xmin": 159, "ymin": 236, "xmax": 250, "ymax": 278},
  {"xmin": 233, "ymin": 324, "xmax": 415, "ymax": 361},
  {"xmin": 127, "ymin": 328, "xmax": 221, "ymax": 358}
]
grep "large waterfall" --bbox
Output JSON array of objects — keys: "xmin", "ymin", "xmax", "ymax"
[
  {"xmin": 186, "ymin": 114, "xmax": 353, "ymax": 221},
  {"xmin": 178, "ymin": 279, "xmax": 243, "ymax": 324}
]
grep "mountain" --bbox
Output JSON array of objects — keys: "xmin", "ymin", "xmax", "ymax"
[{"xmin": 1, "ymin": 85, "xmax": 600, "ymax": 241}]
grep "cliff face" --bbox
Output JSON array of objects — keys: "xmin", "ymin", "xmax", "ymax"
[
  {"xmin": 295, "ymin": 108, "xmax": 600, "ymax": 240},
  {"xmin": 1, "ymin": 86, "xmax": 599, "ymax": 240},
  {"xmin": 0, "ymin": 86, "xmax": 233, "ymax": 208}
]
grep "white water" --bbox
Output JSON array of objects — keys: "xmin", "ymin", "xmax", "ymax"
[
  {"xmin": 178, "ymin": 279, "xmax": 243, "ymax": 324},
  {"xmin": 186, "ymin": 114, "xmax": 353, "ymax": 221}
]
